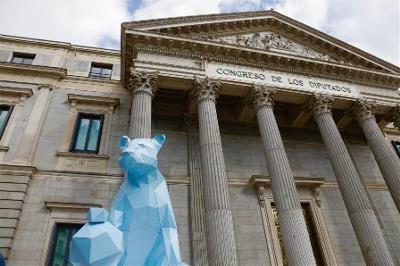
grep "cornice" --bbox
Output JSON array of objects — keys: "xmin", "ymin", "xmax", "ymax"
[
  {"xmin": 0, "ymin": 62, "xmax": 66, "ymax": 80},
  {"xmin": 0, "ymin": 34, "xmax": 120, "ymax": 56},
  {"xmin": 68, "ymin": 94, "xmax": 120, "ymax": 107},
  {"xmin": 123, "ymin": 31, "xmax": 400, "ymax": 89},
  {"xmin": 0, "ymin": 86, "xmax": 33, "ymax": 98}
]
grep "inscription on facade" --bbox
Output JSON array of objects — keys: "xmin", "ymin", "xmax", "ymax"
[{"xmin": 206, "ymin": 63, "xmax": 359, "ymax": 98}]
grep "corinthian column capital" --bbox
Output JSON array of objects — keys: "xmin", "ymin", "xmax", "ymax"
[
  {"xmin": 128, "ymin": 68, "xmax": 158, "ymax": 96},
  {"xmin": 353, "ymin": 99, "xmax": 376, "ymax": 122},
  {"xmin": 309, "ymin": 93, "xmax": 334, "ymax": 116},
  {"xmin": 191, "ymin": 77, "xmax": 220, "ymax": 102},
  {"xmin": 247, "ymin": 84, "xmax": 276, "ymax": 110}
]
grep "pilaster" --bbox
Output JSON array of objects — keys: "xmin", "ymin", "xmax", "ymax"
[
  {"xmin": 191, "ymin": 77, "xmax": 238, "ymax": 266},
  {"xmin": 128, "ymin": 69, "xmax": 158, "ymax": 138},
  {"xmin": 310, "ymin": 93, "xmax": 395, "ymax": 265},
  {"xmin": 354, "ymin": 99, "xmax": 400, "ymax": 213},
  {"xmin": 248, "ymin": 85, "xmax": 316, "ymax": 266}
]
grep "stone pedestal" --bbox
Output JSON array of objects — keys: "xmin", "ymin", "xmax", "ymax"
[
  {"xmin": 354, "ymin": 99, "xmax": 400, "ymax": 213},
  {"xmin": 128, "ymin": 69, "xmax": 158, "ymax": 139},
  {"xmin": 248, "ymin": 85, "xmax": 316, "ymax": 266},
  {"xmin": 192, "ymin": 77, "xmax": 238, "ymax": 266},
  {"xmin": 310, "ymin": 93, "xmax": 395, "ymax": 266}
]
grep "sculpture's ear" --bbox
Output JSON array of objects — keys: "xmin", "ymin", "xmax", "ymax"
[
  {"xmin": 119, "ymin": 136, "xmax": 130, "ymax": 151},
  {"xmin": 152, "ymin": 134, "xmax": 166, "ymax": 153}
]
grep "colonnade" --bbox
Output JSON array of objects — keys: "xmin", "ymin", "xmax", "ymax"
[{"xmin": 128, "ymin": 69, "xmax": 399, "ymax": 265}]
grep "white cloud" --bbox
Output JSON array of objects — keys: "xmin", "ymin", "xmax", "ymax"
[
  {"xmin": 0, "ymin": 0, "xmax": 130, "ymax": 48},
  {"xmin": 273, "ymin": 0, "xmax": 399, "ymax": 65}
]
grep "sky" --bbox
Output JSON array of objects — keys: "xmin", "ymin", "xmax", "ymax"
[{"xmin": 0, "ymin": 0, "xmax": 398, "ymax": 66}]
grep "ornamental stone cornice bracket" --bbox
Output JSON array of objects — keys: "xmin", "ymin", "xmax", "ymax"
[
  {"xmin": 246, "ymin": 84, "xmax": 276, "ymax": 110},
  {"xmin": 128, "ymin": 68, "xmax": 159, "ymax": 96},
  {"xmin": 191, "ymin": 76, "xmax": 221, "ymax": 103},
  {"xmin": 249, "ymin": 175, "xmax": 325, "ymax": 207},
  {"xmin": 308, "ymin": 93, "xmax": 334, "ymax": 117},
  {"xmin": 353, "ymin": 99, "xmax": 376, "ymax": 122},
  {"xmin": 0, "ymin": 62, "xmax": 66, "ymax": 80}
]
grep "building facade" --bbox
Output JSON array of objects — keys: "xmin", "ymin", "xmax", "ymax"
[{"xmin": 0, "ymin": 10, "xmax": 400, "ymax": 265}]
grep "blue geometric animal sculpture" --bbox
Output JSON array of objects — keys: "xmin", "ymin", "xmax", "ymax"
[{"xmin": 70, "ymin": 135, "xmax": 187, "ymax": 266}]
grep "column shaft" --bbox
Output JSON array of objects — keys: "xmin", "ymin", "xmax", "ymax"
[
  {"xmin": 250, "ymin": 86, "xmax": 316, "ymax": 265},
  {"xmin": 193, "ymin": 77, "xmax": 238, "ymax": 266},
  {"xmin": 355, "ymin": 100, "xmax": 400, "ymax": 212},
  {"xmin": 312, "ymin": 94, "xmax": 395, "ymax": 266},
  {"xmin": 128, "ymin": 69, "xmax": 158, "ymax": 139},
  {"xmin": 130, "ymin": 91, "xmax": 152, "ymax": 138}
]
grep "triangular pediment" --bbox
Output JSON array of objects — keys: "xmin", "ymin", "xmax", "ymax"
[
  {"xmin": 123, "ymin": 10, "xmax": 399, "ymax": 73},
  {"xmin": 122, "ymin": 10, "xmax": 400, "ymax": 87}
]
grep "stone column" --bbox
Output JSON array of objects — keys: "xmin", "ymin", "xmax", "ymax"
[
  {"xmin": 310, "ymin": 93, "xmax": 395, "ymax": 266},
  {"xmin": 191, "ymin": 77, "xmax": 238, "ymax": 266},
  {"xmin": 248, "ymin": 85, "xmax": 316, "ymax": 266},
  {"xmin": 128, "ymin": 69, "xmax": 158, "ymax": 139},
  {"xmin": 354, "ymin": 99, "xmax": 400, "ymax": 212},
  {"xmin": 185, "ymin": 115, "xmax": 209, "ymax": 266}
]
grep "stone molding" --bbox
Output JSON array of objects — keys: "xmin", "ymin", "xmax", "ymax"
[
  {"xmin": 191, "ymin": 77, "xmax": 220, "ymax": 103},
  {"xmin": 0, "ymin": 61, "xmax": 66, "ymax": 80},
  {"xmin": 68, "ymin": 94, "xmax": 120, "ymax": 108},
  {"xmin": 128, "ymin": 68, "xmax": 158, "ymax": 96},
  {"xmin": 308, "ymin": 93, "xmax": 334, "ymax": 117},
  {"xmin": 247, "ymin": 84, "xmax": 276, "ymax": 110},
  {"xmin": 0, "ymin": 87, "xmax": 33, "ymax": 99},
  {"xmin": 353, "ymin": 99, "xmax": 376, "ymax": 122},
  {"xmin": 45, "ymin": 201, "xmax": 103, "ymax": 211}
]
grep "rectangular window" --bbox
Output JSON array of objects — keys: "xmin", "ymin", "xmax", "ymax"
[
  {"xmin": 49, "ymin": 223, "xmax": 83, "ymax": 266},
  {"xmin": 0, "ymin": 105, "xmax": 13, "ymax": 139},
  {"xmin": 392, "ymin": 141, "xmax": 400, "ymax": 157},
  {"xmin": 271, "ymin": 202, "xmax": 324, "ymax": 265},
  {"xmin": 71, "ymin": 113, "xmax": 103, "ymax": 153},
  {"xmin": 88, "ymin": 63, "xmax": 113, "ymax": 79},
  {"xmin": 11, "ymin": 52, "xmax": 35, "ymax": 65}
]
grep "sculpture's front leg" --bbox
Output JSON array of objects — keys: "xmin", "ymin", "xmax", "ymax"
[{"xmin": 69, "ymin": 208, "xmax": 124, "ymax": 266}]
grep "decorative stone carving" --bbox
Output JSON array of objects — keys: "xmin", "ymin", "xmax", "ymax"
[
  {"xmin": 128, "ymin": 68, "xmax": 158, "ymax": 96},
  {"xmin": 308, "ymin": 93, "xmax": 334, "ymax": 116},
  {"xmin": 389, "ymin": 104, "xmax": 400, "ymax": 129},
  {"xmin": 191, "ymin": 77, "xmax": 220, "ymax": 102},
  {"xmin": 255, "ymin": 185, "xmax": 266, "ymax": 208},
  {"xmin": 201, "ymin": 32, "xmax": 340, "ymax": 63},
  {"xmin": 247, "ymin": 84, "xmax": 276, "ymax": 109},
  {"xmin": 353, "ymin": 99, "xmax": 376, "ymax": 122}
]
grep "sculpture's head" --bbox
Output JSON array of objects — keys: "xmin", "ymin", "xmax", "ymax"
[{"xmin": 119, "ymin": 134, "xmax": 166, "ymax": 180}]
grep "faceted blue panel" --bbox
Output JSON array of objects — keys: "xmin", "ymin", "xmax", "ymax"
[
  {"xmin": 87, "ymin": 208, "xmax": 107, "ymax": 223},
  {"xmin": 70, "ymin": 135, "xmax": 187, "ymax": 266}
]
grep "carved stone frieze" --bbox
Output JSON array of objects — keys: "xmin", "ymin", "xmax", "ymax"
[
  {"xmin": 247, "ymin": 84, "xmax": 276, "ymax": 110},
  {"xmin": 353, "ymin": 99, "xmax": 376, "ymax": 122},
  {"xmin": 191, "ymin": 77, "xmax": 220, "ymax": 102},
  {"xmin": 128, "ymin": 68, "xmax": 158, "ymax": 96},
  {"xmin": 200, "ymin": 32, "xmax": 341, "ymax": 63},
  {"xmin": 308, "ymin": 93, "xmax": 334, "ymax": 116}
]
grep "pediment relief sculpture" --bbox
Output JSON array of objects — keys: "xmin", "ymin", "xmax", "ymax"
[{"xmin": 200, "ymin": 32, "xmax": 344, "ymax": 64}]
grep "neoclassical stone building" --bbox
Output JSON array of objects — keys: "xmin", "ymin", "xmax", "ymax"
[{"xmin": 0, "ymin": 10, "xmax": 400, "ymax": 265}]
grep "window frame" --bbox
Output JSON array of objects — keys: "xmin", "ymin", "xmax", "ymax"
[
  {"xmin": 48, "ymin": 223, "xmax": 83, "ymax": 266},
  {"xmin": 70, "ymin": 113, "xmax": 104, "ymax": 154},
  {"xmin": 88, "ymin": 63, "xmax": 113, "ymax": 79},
  {"xmin": 0, "ymin": 105, "xmax": 13, "ymax": 140},
  {"xmin": 11, "ymin": 52, "xmax": 36, "ymax": 65}
]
